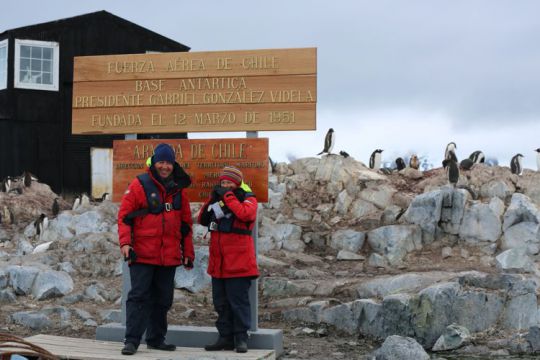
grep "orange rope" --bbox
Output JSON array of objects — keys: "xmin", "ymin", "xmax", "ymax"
[{"xmin": 0, "ymin": 333, "xmax": 58, "ymax": 360}]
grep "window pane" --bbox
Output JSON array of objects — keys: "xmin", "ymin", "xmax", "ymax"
[
  {"xmin": 31, "ymin": 59, "xmax": 41, "ymax": 71},
  {"xmin": 42, "ymin": 59, "xmax": 52, "ymax": 72},
  {"xmin": 20, "ymin": 58, "xmax": 30, "ymax": 71},
  {"xmin": 42, "ymin": 47, "xmax": 52, "ymax": 60},
  {"xmin": 16, "ymin": 40, "xmax": 58, "ymax": 90},
  {"xmin": 31, "ymin": 71, "xmax": 41, "ymax": 84},
  {"xmin": 30, "ymin": 46, "xmax": 42, "ymax": 59},
  {"xmin": 0, "ymin": 47, "xmax": 5, "ymax": 57},
  {"xmin": 42, "ymin": 72, "xmax": 51, "ymax": 85},
  {"xmin": 20, "ymin": 45, "xmax": 30, "ymax": 58}
]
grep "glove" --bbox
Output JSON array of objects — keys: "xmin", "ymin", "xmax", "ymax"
[
  {"xmin": 184, "ymin": 258, "xmax": 194, "ymax": 269},
  {"xmin": 212, "ymin": 185, "xmax": 230, "ymax": 199}
]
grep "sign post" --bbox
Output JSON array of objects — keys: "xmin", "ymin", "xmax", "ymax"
[{"xmin": 78, "ymin": 48, "xmax": 317, "ymax": 356}]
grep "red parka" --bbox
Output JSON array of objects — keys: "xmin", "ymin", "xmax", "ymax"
[
  {"xmin": 118, "ymin": 166, "xmax": 194, "ymax": 267},
  {"xmin": 198, "ymin": 190, "xmax": 259, "ymax": 278}
]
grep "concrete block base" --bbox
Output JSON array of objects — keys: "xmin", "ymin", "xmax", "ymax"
[{"xmin": 96, "ymin": 324, "xmax": 283, "ymax": 356}]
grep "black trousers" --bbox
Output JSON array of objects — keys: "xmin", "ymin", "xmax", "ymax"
[
  {"xmin": 212, "ymin": 277, "xmax": 252, "ymax": 339},
  {"xmin": 125, "ymin": 263, "xmax": 176, "ymax": 347}
]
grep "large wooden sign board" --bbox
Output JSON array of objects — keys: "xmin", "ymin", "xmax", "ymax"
[
  {"xmin": 72, "ymin": 48, "xmax": 317, "ymax": 134},
  {"xmin": 113, "ymin": 138, "xmax": 268, "ymax": 203}
]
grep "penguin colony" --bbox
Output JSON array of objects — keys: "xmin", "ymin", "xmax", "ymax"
[
  {"xmin": 316, "ymin": 129, "xmax": 540, "ymax": 179},
  {"xmin": 0, "ymin": 169, "xmax": 111, "ymax": 226}
]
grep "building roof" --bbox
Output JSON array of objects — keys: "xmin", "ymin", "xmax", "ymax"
[{"xmin": 0, "ymin": 10, "xmax": 189, "ymax": 51}]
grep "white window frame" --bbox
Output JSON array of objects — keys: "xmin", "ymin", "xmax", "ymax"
[
  {"xmin": 0, "ymin": 39, "xmax": 8, "ymax": 90},
  {"xmin": 14, "ymin": 39, "xmax": 59, "ymax": 91}
]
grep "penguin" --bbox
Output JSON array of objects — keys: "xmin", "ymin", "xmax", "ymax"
[
  {"xmin": 34, "ymin": 213, "xmax": 48, "ymax": 237},
  {"xmin": 535, "ymin": 148, "xmax": 540, "ymax": 171},
  {"xmin": 72, "ymin": 195, "xmax": 81, "ymax": 211},
  {"xmin": 2, "ymin": 206, "xmax": 13, "ymax": 225},
  {"xmin": 2, "ymin": 176, "xmax": 12, "ymax": 192},
  {"xmin": 81, "ymin": 193, "xmax": 90, "ymax": 207},
  {"xmin": 510, "ymin": 153, "xmax": 524, "ymax": 175},
  {"xmin": 459, "ymin": 158, "xmax": 474, "ymax": 170},
  {"xmin": 445, "ymin": 142, "xmax": 457, "ymax": 161},
  {"xmin": 469, "ymin": 150, "xmax": 485, "ymax": 164},
  {"xmin": 395, "ymin": 157, "xmax": 406, "ymax": 171},
  {"xmin": 409, "ymin": 155, "xmax": 420, "ymax": 170},
  {"xmin": 339, "ymin": 150, "xmax": 350, "ymax": 158},
  {"xmin": 101, "ymin": 192, "xmax": 111, "ymax": 201},
  {"xmin": 23, "ymin": 171, "xmax": 32, "ymax": 187},
  {"xmin": 52, "ymin": 198, "xmax": 60, "ymax": 216},
  {"xmin": 369, "ymin": 149, "xmax": 383, "ymax": 170},
  {"xmin": 317, "ymin": 128, "xmax": 335, "ymax": 155},
  {"xmin": 268, "ymin": 157, "xmax": 277, "ymax": 173},
  {"xmin": 443, "ymin": 159, "xmax": 460, "ymax": 186}
]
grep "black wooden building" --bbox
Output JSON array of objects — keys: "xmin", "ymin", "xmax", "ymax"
[{"xmin": 0, "ymin": 11, "xmax": 189, "ymax": 194}]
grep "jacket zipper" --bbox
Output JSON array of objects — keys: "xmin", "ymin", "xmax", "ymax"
[{"xmin": 161, "ymin": 189, "xmax": 165, "ymax": 265}]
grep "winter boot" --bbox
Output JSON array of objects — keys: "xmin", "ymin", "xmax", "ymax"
[
  {"xmin": 235, "ymin": 333, "xmax": 248, "ymax": 353},
  {"xmin": 204, "ymin": 336, "xmax": 234, "ymax": 351}
]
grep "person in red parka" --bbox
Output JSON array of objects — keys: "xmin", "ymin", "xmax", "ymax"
[
  {"xmin": 198, "ymin": 165, "xmax": 259, "ymax": 353},
  {"xmin": 117, "ymin": 143, "xmax": 194, "ymax": 356}
]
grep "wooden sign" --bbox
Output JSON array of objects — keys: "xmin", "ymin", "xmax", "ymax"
[
  {"xmin": 113, "ymin": 138, "xmax": 268, "ymax": 203},
  {"xmin": 72, "ymin": 48, "xmax": 317, "ymax": 134}
]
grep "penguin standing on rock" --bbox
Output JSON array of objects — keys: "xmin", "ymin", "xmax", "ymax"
[
  {"xmin": 1, "ymin": 177, "xmax": 12, "ymax": 192},
  {"xmin": 469, "ymin": 151, "xmax": 485, "ymax": 164},
  {"xmin": 445, "ymin": 142, "xmax": 457, "ymax": 161},
  {"xmin": 409, "ymin": 155, "xmax": 420, "ymax": 170},
  {"xmin": 395, "ymin": 157, "xmax": 406, "ymax": 171},
  {"xmin": 535, "ymin": 148, "xmax": 540, "ymax": 171},
  {"xmin": 443, "ymin": 159, "xmax": 460, "ymax": 187},
  {"xmin": 23, "ymin": 171, "xmax": 32, "ymax": 187},
  {"xmin": 317, "ymin": 128, "xmax": 335, "ymax": 156},
  {"xmin": 52, "ymin": 198, "xmax": 60, "ymax": 216},
  {"xmin": 510, "ymin": 154, "xmax": 524, "ymax": 175},
  {"xmin": 34, "ymin": 213, "xmax": 48, "ymax": 239},
  {"xmin": 72, "ymin": 195, "xmax": 81, "ymax": 211},
  {"xmin": 369, "ymin": 149, "xmax": 383, "ymax": 170},
  {"xmin": 2, "ymin": 206, "xmax": 13, "ymax": 225},
  {"xmin": 81, "ymin": 193, "xmax": 90, "ymax": 207}
]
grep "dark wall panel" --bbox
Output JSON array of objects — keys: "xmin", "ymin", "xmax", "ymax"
[{"xmin": 0, "ymin": 11, "xmax": 189, "ymax": 194}]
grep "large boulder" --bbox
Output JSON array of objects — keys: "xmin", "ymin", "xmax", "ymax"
[
  {"xmin": 334, "ymin": 190, "xmax": 354, "ymax": 214},
  {"xmin": 370, "ymin": 335, "xmax": 429, "ymax": 360},
  {"xmin": 359, "ymin": 184, "xmax": 396, "ymax": 209},
  {"xmin": 503, "ymin": 193, "xmax": 540, "ymax": 231},
  {"xmin": 174, "ymin": 247, "xmax": 211, "ymax": 293},
  {"xmin": 440, "ymin": 189, "xmax": 468, "ymax": 235},
  {"xmin": 367, "ymin": 225, "xmax": 422, "ymax": 265},
  {"xmin": 330, "ymin": 229, "xmax": 365, "ymax": 253},
  {"xmin": 432, "ymin": 324, "xmax": 471, "ymax": 351},
  {"xmin": 458, "ymin": 199, "xmax": 502, "ymax": 244},
  {"xmin": 31, "ymin": 270, "xmax": 74, "ymax": 300},
  {"xmin": 11, "ymin": 311, "xmax": 51, "ymax": 330},
  {"xmin": 501, "ymin": 222, "xmax": 540, "ymax": 255},
  {"xmin": 7, "ymin": 265, "xmax": 40, "ymax": 295},
  {"xmin": 496, "ymin": 248, "xmax": 537, "ymax": 273},
  {"xmin": 403, "ymin": 189, "xmax": 443, "ymax": 244},
  {"xmin": 356, "ymin": 272, "xmax": 455, "ymax": 299}
]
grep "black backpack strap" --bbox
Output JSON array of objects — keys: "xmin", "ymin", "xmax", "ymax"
[{"xmin": 136, "ymin": 173, "xmax": 164, "ymax": 214}]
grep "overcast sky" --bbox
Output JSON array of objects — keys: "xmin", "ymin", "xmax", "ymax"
[{"xmin": 2, "ymin": 0, "xmax": 540, "ymax": 168}]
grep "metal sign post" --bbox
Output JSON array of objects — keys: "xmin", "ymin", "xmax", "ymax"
[
  {"xmin": 246, "ymin": 131, "xmax": 259, "ymax": 332},
  {"xmin": 120, "ymin": 134, "xmax": 136, "ymax": 326}
]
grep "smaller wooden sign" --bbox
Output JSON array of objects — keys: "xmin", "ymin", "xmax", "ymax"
[{"xmin": 113, "ymin": 138, "xmax": 268, "ymax": 203}]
